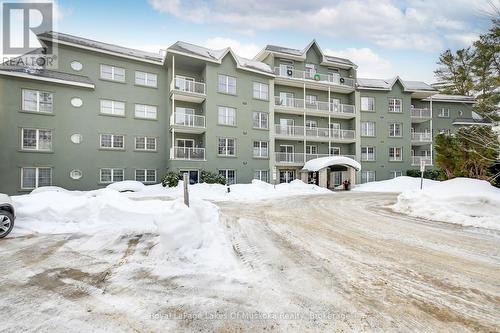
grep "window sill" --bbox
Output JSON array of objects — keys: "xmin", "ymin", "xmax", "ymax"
[
  {"xmin": 388, "ymin": 136, "xmax": 403, "ymax": 138},
  {"xmin": 99, "ymin": 113, "xmax": 126, "ymax": 118},
  {"xmin": 99, "ymin": 78, "xmax": 126, "ymax": 84},
  {"xmin": 18, "ymin": 149, "xmax": 54, "ymax": 154},
  {"xmin": 134, "ymin": 83, "xmax": 158, "ymax": 89},
  {"xmin": 19, "ymin": 110, "xmax": 54, "ymax": 116},
  {"xmin": 361, "ymin": 160, "xmax": 376, "ymax": 162},
  {"xmin": 217, "ymin": 123, "xmax": 237, "ymax": 127},
  {"xmin": 134, "ymin": 116, "xmax": 158, "ymax": 121},
  {"xmin": 388, "ymin": 160, "xmax": 404, "ymax": 162},
  {"xmin": 253, "ymin": 97, "xmax": 269, "ymax": 102},
  {"xmin": 217, "ymin": 155, "xmax": 237, "ymax": 158},
  {"xmin": 98, "ymin": 148, "xmax": 126, "ymax": 151},
  {"xmin": 252, "ymin": 127, "xmax": 269, "ymax": 131},
  {"xmin": 388, "ymin": 111, "xmax": 404, "ymax": 114},
  {"xmin": 253, "ymin": 156, "xmax": 269, "ymax": 159},
  {"xmin": 134, "ymin": 149, "xmax": 158, "ymax": 153},
  {"xmin": 360, "ymin": 109, "xmax": 375, "ymax": 112},
  {"xmin": 217, "ymin": 91, "xmax": 237, "ymax": 97}
]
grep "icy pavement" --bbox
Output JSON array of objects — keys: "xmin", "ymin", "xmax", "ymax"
[{"xmin": 1, "ymin": 192, "xmax": 499, "ymax": 332}]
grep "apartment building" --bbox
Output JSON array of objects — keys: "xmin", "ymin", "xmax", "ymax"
[{"xmin": 0, "ymin": 32, "xmax": 481, "ymax": 194}]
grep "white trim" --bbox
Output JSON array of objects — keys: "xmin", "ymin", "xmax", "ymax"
[{"xmin": 0, "ymin": 70, "xmax": 95, "ymax": 88}]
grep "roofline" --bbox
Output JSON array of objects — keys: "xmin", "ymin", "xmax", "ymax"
[
  {"xmin": 452, "ymin": 121, "xmax": 492, "ymax": 126},
  {"xmin": 0, "ymin": 70, "xmax": 95, "ymax": 88},
  {"xmin": 425, "ymin": 97, "xmax": 476, "ymax": 103},
  {"xmin": 39, "ymin": 36, "xmax": 165, "ymax": 66},
  {"xmin": 167, "ymin": 47, "xmax": 275, "ymax": 78}
]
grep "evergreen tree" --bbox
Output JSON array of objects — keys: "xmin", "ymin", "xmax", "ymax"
[
  {"xmin": 434, "ymin": 48, "xmax": 475, "ymax": 96},
  {"xmin": 434, "ymin": 133, "xmax": 459, "ymax": 179}
]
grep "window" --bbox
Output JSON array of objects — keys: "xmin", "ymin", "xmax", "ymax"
[
  {"xmin": 361, "ymin": 97, "xmax": 375, "ymax": 111},
  {"xmin": 21, "ymin": 167, "xmax": 52, "ymax": 189},
  {"xmin": 135, "ymin": 104, "xmax": 157, "ymax": 119},
  {"xmin": 305, "ymin": 95, "xmax": 317, "ymax": 105},
  {"xmin": 361, "ymin": 147, "xmax": 375, "ymax": 161},
  {"xmin": 253, "ymin": 112, "xmax": 268, "ymax": 129},
  {"xmin": 390, "ymin": 171, "xmax": 402, "ymax": 179},
  {"xmin": 70, "ymin": 61, "xmax": 83, "ymax": 71},
  {"xmin": 135, "ymin": 137, "xmax": 157, "ymax": 151},
  {"xmin": 361, "ymin": 121, "xmax": 376, "ymax": 137},
  {"xmin": 100, "ymin": 168, "xmax": 124, "ymax": 183},
  {"xmin": 135, "ymin": 169, "xmax": 157, "ymax": 183},
  {"xmin": 71, "ymin": 97, "xmax": 83, "ymax": 107},
  {"xmin": 389, "ymin": 123, "xmax": 403, "ymax": 137},
  {"xmin": 254, "ymin": 170, "xmax": 269, "ymax": 182},
  {"xmin": 438, "ymin": 108, "xmax": 450, "ymax": 117},
  {"xmin": 389, "ymin": 147, "xmax": 403, "ymax": 161},
  {"xmin": 305, "ymin": 63, "xmax": 316, "ymax": 78},
  {"xmin": 218, "ymin": 74, "xmax": 236, "ymax": 95},
  {"xmin": 330, "ymin": 146, "xmax": 341, "ymax": 155},
  {"xmin": 218, "ymin": 138, "xmax": 236, "ymax": 156},
  {"xmin": 135, "ymin": 71, "xmax": 157, "ymax": 87},
  {"xmin": 71, "ymin": 133, "xmax": 83, "ymax": 144},
  {"xmin": 218, "ymin": 106, "xmax": 236, "ymax": 126},
  {"xmin": 361, "ymin": 171, "xmax": 376, "ymax": 184},
  {"xmin": 253, "ymin": 141, "xmax": 268, "ymax": 158},
  {"xmin": 306, "ymin": 120, "xmax": 317, "ymax": 129},
  {"xmin": 388, "ymin": 98, "xmax": 402, "ymax": 112},
  {"xmin": 219, "ymin": 169, "xmax": 236, "ymax": 185},
  {"xmin": 100, "ymin": 100, "xmax": 125, "ymax": 116},
  {"xmin": 100, "ymin": 64, "xmax": 125, "ymax": 82},
  {"xmin": 253, "ymin": 82, "xmax": 269, "ymax": 100},
  {"xmin": 70, "ymin": 169, "xmax": 83, "ymax": 180},
  {"xmin": 306, "ymin": 145, "xmax": 318, "ymax": 154},
  {"xmin": 100, "ymin": 134, "xmax": 124, "ymax": 149},
  {"xmin": 21, "ymin": 128, "xmax": 52, "ymax": 151},
  {"xmin": 22, "ymin": 89, "xmax": 53, "ymax": 113}
]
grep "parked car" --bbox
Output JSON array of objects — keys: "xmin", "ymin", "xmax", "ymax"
[{"xmin": 0, "ymin": 194, "xmax": 15, "ymax": 238}]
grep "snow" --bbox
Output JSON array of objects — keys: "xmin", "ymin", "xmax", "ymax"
[
  {"xmin": 302, "ymin": 156, "xmax": 361, "ymax": 172},
  {"xmin": 235, "ymin": 55, "xmax": 273, "ymax": 74},
  {"xmin": 106, "ymin": 180, "xmax": 146, "ymax": 192},
  {"xmin": 393, "ymin": 178, "xmax": 500, "ymax": 230},
  {"xmin": 127, "ymin": 179, "xmax": 333, "ymax": 202},
  {"xmin": 353, "ymin": 176, "xmax": 438, "ymax": 193}
]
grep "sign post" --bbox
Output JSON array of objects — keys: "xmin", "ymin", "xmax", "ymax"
[
  {"xmin": 420, "ymin": 160, "xmax": 426, "ymax": 190},
  {"xmin": 183, "ymin": 172, "xmax": 189, "ymax": 206}
]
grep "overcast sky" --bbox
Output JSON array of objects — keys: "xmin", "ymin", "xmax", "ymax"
[{"xmin": 7, "ymin": 0, "xmax": 499, "ymax": 83}]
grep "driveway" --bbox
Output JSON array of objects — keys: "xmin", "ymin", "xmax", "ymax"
[{"xmin": 1, "ymin": 192, "xmax": 499, "ymax": 332}]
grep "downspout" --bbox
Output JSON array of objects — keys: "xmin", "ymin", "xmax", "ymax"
[
  {"xmin": 303, "ymin": 82, "xmax": 306, "ymax": 164},
  {"xmin": 171, "ymin": 55, "xmax": 175, "ymax": 160},
  {"xmin": 328, "ymin": 86, "xmax": 331, "ymax": 155},
  {"xmin": 429, "ymin": 95, "xmax": 433, "ymax": 165}
]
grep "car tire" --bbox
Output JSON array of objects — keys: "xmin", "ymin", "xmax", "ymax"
[{"xmin": 0, "ymin": 210, "xmax": 14, "ymax": 238}]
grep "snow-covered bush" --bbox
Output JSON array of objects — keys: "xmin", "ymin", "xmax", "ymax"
[
  {"xmin": 200, "ymin": 170, "xmax": 226, "ymax": 185},
  {"xmin": 161, "ymin": 172, "xmax": 179, "ymax": 187}
]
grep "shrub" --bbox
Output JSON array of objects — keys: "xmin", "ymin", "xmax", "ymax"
[
  {"xmin": 406, "ymin": 169, "xmax": 441, "ymax": 180},
  {"xmin": 200, "ymin": 170, "xmax": 226, "ymax": 185},
  {"xmin": 161, "ymin": 171, "xmax": 180, "ymax": 187}
]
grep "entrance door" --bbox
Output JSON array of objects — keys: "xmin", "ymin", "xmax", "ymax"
[
  {"xmin": 180, "ymin": 170, "xmax": 199, "ymax": 184},
  {"xmin": 333, "ymin": 171, "xmax": 343, "ymax": 186},
  {"xmin": 279, "ymin": 170, "xmax": 295, "ymax": 183},
  {"xmin": 279, "ymin": 145, "xmax": 294, "ymax": 162}
]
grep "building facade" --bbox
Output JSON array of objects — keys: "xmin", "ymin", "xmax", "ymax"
[{"xmin": 0, "ymin": 32, "xmax": 479, "ymax": 194}]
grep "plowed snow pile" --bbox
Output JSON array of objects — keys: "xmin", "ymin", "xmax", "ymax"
[
  {"xmin": 393, "ymin": 178, "xmax": 500, "ymax": 230},
  {"xmin": 11, "ymin": 188, "xmax": 236, "ymax": 271},
  {"xmin": 353, "ymin": 176, "xmax": 438, "ymax": 192}
]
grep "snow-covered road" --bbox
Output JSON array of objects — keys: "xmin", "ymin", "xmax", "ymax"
[{"xmin": 2, "ymin": 192, "xmax": 499, "ymax": 332}]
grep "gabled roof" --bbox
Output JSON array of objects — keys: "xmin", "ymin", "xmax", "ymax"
[
  {"xmin": 38, "ymin": 31, "xmax": 165, "ymax": 65},
  {"xmin": 254, "ymin": 39, "xmax": 357, "ymax": 69},
  {"xmin": 357, "ymin": 76, "xmax": 437, "ymax": 93},
  {"xmin": 167, "ymin": 41, "xmax": 274, "ymax": 76},
  {"xmin": 0, "ymin": 65, "xmax": 95, "ymax": 88}
]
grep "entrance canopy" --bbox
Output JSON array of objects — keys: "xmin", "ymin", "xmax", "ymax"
[{"xmin": 301, "ymin": 156, "xmax": 361, "ymax": 172}]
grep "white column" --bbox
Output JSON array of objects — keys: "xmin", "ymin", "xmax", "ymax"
[
  {"xmin": 171, "ymin": 55, "xmax": 176, "ymax": 159},
  {"xmin": 328, "ymin": 86, "xmax": 331, "ymax": 154},
  {"xmin": 429, "ymin": 95, "xmax": 433, "ymax": 164},
  {"xmin": 303, "ymin": 83, "xmax": 306, "ymax": 162}
]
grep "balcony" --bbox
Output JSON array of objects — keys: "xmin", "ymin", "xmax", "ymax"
[
  {"xmin": 170, "ymin": 113, "xmax": 206, "ymax": 134},
  {"xmin": 170, "ymin": 77, "xmax": 206, "ymax": 103},
  {"xmin": 410, "ymin": 108, "xmax": 431, "ymax": 122},
  {"xmin": 411, "ymin": 132, "xmax": 432, "ymax": 145},
  {"xmin": 273, "ymin": 67, "xmax": 355, "ymax": 92},
  {"xmin": 170, "ymin": 147, "xmax": 205, "ymax": 161},
  {"xmin": 275, "ymin": 153, "xmax": 356, "ymax": 166},
  {"xmin": 274, "ymin": 97, "xmax": 356, "ymax": 118},
  {"xmin": 411, "ymin": 156, "xmax": 433, "ymax": 166},
  {"xmin": 274, "ymin": 125, "xmax": 356, "ymax": 142}
]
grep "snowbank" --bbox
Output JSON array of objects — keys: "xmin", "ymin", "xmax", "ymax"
[
  {"xmin": 302, "ymin": 156, "xmax": 361, "ymax": 172},
  {"xmin": 128, "ymin": 179, "xmax": 332, "ymax": 202},
  {"xmin": 106, "ymin": 180, "xmax": 146, "ymax": 192},
  {"xmin": 11, "ymin": 188, "xmax": 236, "ymax": 270},
  {"xmin": 393, "ymin": 178, "xmax": 500, "ymax": 230},
  {"xmin": 353, "ymin": 176, "xmax": 438, "ymax": 193}
]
